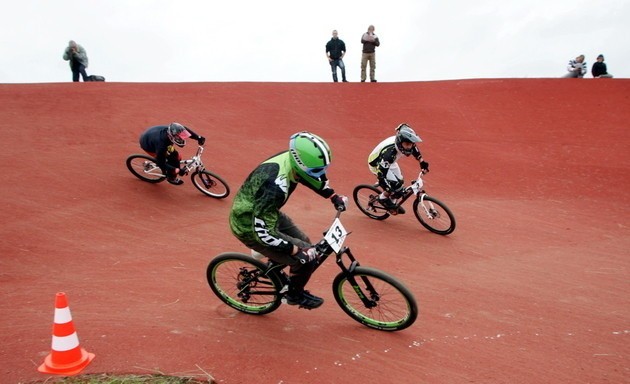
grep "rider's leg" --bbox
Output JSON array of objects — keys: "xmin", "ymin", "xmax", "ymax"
[
  {"xmin": 273, "ymin": 212, "xmax": 316, "ymax": 293},
  {"xmin": 378, "ymin": 166, "xmax": 403, "ymax": 197},
  {"xmin": 276, "ymin": 212, "xmax": 311, "ymax": 245},
  {"xmin": 245, "ymin": 212, "xmax": 322, "ymax": 308},
  {"xmin": 166, "ymin": 149, "xmax": 183, "ymax": 184},
  {"xmin": 244, "ymin": 212, "xmax": 312, "ymax": 272},
  {"xmin": 247, "ymin": 240, "xmax": 322, "ymax": 308},
  {"xmin": 378, "ymin": 164, "xmax": 406, "ymax": 213}
]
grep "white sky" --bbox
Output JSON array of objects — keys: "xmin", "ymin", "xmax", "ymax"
[{"xmin": 1, "ymin": 0, "xmax": 628, "ymax": 83}]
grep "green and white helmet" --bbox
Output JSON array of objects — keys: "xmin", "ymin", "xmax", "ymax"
[{"xmin": 289, "ymin": 131, "xmax": 332, "ymax": 182}]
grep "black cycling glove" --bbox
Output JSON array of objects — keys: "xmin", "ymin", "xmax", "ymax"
[{"xmin": 330, "ymin": 194, "xmax": 348, "ymax": 211}]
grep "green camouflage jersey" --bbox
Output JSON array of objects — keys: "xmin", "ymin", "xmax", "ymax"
[{"xmin": 229, "ymin": 151, "xmax": 335, "ymax": 255}]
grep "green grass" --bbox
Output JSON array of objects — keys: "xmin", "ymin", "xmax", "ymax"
[{"xmin": 30, "ymin": 374, "xmax": 213, "ymax": 383}]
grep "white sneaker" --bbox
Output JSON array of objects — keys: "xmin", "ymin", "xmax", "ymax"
[{"xmin": 250, "ymin": 250, "xmax": 265, "ymax": 260}]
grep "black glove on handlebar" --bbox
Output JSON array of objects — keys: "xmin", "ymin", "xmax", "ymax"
[
  {"xmin": 294, "ymin": 247, "xmax": 317, "ymax": 264},
  {"xmin": 330, "ymin": 194, "xmax": 348, "ymax": 211},
  {"xmin": 420, "ymin": 160, "xmax": 429, "ymax": 172},
  {"xmin": 197, "ymin": 136, "xmax": 206, "ymax": 146}
]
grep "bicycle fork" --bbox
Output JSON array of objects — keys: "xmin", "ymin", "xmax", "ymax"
[
  {"xmin": 417, "ymin": 194, "xmax": 439, "ymax": 219},
  {"xmin": 336, "ymin": 248, "xmax": 380, "ymax": 308}
]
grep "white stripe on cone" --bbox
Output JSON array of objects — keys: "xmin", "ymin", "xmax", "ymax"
[
  {"xmin": 53, "ymin": 307, "xmax": 72, "ymax": 324},
  {"xmin": 51, "ymin": 333, "xmax": 80, "ymax": 352}
]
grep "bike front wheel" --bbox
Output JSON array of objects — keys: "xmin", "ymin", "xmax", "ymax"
[
  {"xmin": 332, "ymin": 266, "xmax": 418, "ymax": 331},
  {"xmin": 125, "ymin": 154, "xmax": 166, "ymax": 183},
  {"xmin": 192, "ymin": 170, "xmax": 230, "ymax": 198},
  {"xmin": 207, "ymin": 253, "xmax": 283, "ymax": 315},
  {"xmin": 413, "ymin": 195, "xmax": 456, "ymax": 235},
  {"xmin": 353, "ymin": 184, "xmax": 390, "ymax": 220}
]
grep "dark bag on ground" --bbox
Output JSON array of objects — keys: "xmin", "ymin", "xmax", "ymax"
[{"xmin": 88, "ymin": 75, "xmax": 106, "ymax": 82}]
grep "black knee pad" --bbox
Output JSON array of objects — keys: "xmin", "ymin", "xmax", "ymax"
[{"xmin": 390, "ymin": 179, "xmax": 404, "ymax": 191}]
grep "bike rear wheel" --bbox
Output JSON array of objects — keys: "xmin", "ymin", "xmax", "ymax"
[
  {"xmin": 192, "ymin": 170, "xmax": 230, "ymax": 198},
  {"xmin": 332, "ymin": 266, "xmax": 418, "ymax": 331},
  {"xmin": 125, "ymin": 154, "xmax": 166, "ymax": 183},
  {"xmin": 413, "ymin": 195, "xmax": 456, "ymax": 235},
  {"xmin": 353, "ymin": 184, "xmax": 390, "ymax": 220},
  {"xmin": 207, "ymin": 253, "xmax": 283, "ymax": 315}
]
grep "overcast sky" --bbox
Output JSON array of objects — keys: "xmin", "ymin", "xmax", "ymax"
[{"xmin": 1, "ymin": 0, "xmax": 628, "ymax": 83}]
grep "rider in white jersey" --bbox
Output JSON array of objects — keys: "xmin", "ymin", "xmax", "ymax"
[{"xmin": 367, "ymin": 123, "xmax": 429, "ymax": 214}]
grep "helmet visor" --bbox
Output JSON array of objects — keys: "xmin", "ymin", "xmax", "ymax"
[
  {"xmin": 173, "ymin": 129, "xmax": 190, "ymax": 147},
  {"xmin": 306, "ymin": 165, "xmax": 329, "ymax": 178}
]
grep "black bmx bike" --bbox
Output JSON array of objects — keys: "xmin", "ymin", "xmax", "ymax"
[
  {"xmin": 353, "ymin": 171, "xmax": 456, "ymax": 235},
  {"xmin": 126, "ymin": 145, "xmax": 230, "ymax": 198},
  {"xmin": 206, "ymin": 209, "xmax": 418, "ymax": 331}
]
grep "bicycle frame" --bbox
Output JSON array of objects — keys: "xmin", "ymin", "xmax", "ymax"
[
  {"xmin": 143, "ymin": 146, "xmax": 205, "ymax": 178},
  {"xmin": 258, "ymin": 210, "xmax": 382, "ymax": 308},
  {"xmin": 180, "ymin": 146, "xmax": 205, "ymax": 174},
  {"xmin": 373, "ymin": 171, "xmax": 428, "ymax": 208}
]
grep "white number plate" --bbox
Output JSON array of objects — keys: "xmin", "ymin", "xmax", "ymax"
[{"xmin": 324, "ymin": 218, "xmax": 348, "ymax": 253}]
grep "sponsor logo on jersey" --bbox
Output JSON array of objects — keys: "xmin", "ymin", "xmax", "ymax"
[
  {"xmin": 254, "ymin": 217, "xmax": 286, "ymax": 247},
  {"xmin": 275, "ymin": 175, "xmax": 288, "ymax": 194}
]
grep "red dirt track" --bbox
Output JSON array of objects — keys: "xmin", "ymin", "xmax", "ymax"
[{"xmin": 1, "ymin": 79, "xmax": 629, "ymax": 383}]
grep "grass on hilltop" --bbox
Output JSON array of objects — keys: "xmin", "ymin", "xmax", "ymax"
[{"xmin": 30, "ymin": 373, "xmax": 214, "ymax": 384}]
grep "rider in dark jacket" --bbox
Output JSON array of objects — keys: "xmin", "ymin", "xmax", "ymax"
[{"xmin": 139, "ymin": 122, "xmax": 205, "ymax": 185}]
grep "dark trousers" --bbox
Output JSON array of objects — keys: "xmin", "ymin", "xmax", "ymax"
[
  {"xmin": 71, "ymin": 63, "xmax": 89, "ymax": 82},
  {"xmin": 243, "ymin": 212, "xmax": 316, "ymax": 292},
  {"xmin": 143, "ymin": 149, "xmax": 181, "ymax": 179}
]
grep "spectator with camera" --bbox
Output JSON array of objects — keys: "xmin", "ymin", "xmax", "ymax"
[{"xmin": 62, "ymin": 40, "xmax": 89, "ymax": 82}]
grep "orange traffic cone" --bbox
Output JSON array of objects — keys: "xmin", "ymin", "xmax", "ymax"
[{"xmin": 38, "ymin": 292, "xmax": 95, "ymax": 375}]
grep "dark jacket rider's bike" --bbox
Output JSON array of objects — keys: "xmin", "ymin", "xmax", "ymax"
[{"xmin": 126, "ymin": 145, "xmax": 230, "ymax": 198}]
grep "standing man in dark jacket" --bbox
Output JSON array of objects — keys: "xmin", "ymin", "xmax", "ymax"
[
  {"xmin": 325, "ymin": 30, "xmax": 348, "ymax": 82},
  {"xmin": 360, "ymin": 25, "xmax": 380, "ymax": 82},
  {"xmin": 62, "ymin": 40, "xmax": 89, "ymax": 82}
]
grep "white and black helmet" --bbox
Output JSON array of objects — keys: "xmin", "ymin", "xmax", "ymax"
[{"xmin": 394, "ymin": 123, "xmax": 421, "ymax": 155}]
